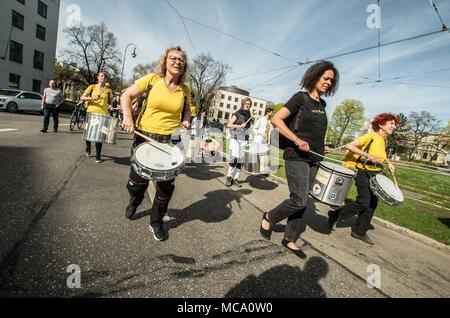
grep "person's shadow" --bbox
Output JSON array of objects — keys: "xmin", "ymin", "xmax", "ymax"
[
  {"xmin": 164, "ymin": 189, "xmax": 252, "ymax": 230},
  {"xmin": 241, "ymin": 174, "xmax": 279, "ymax": 191},
  {"xmin": 225, "ymin": 256, "xmax": 329, "ymax": 298},
  {"xmin": 182, "ymin": 164, "xmax": 225, "ymax": 181}
]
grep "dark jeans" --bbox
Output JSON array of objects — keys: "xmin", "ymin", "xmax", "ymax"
[
  {"xmin": 42, "ymin": 104, "xmax": 59, "ymax": 131},
  {"xmin": 85, "ymin": 141, "xmax": 103, "ymax": 158},
  {"xmin": 267, "ymin": 160, "xmax": 317, "ymax": 242},
  {"xmin": 126, "ymin": 135, "xmax": 175, "ymax": 227},
  {"xmin": 333, "ymin": 169, "xmax": 379, "ymax": 235}
]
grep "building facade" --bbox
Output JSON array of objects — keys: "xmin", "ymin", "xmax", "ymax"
[
  {"xmin": 209, "ymin": 86, "xmax": 268, "ymax": 123},
  {"xmin": 0, "ymin": 0, "xmax": 60, "ymax": 93}
]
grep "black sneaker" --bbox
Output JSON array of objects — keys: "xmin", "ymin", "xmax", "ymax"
[
  {"xmin": 351, "ymin": 232, "xmax": 375, "ymax": 245},
  {"xmin": 225, "ymin": 177, "xmax": 233, "ymax": 186},
  {"xmin": 368, "ymin": 223, "xmax": 375, "ymax": 230},
  {"xmin": 40, "ymin": 129, "xmax": 47, "ymax": 133},
  {"xmin": 125, "ymin": 204, "xmax": 137, "ymax": 219},
  {"xmin": 233, "ymin": 179, "xmax": 242, "ymax": 188},
  {"xmin": 149, "ymin": 224, "xmax": 167, "ymax": 241},
  {"xmin": 95, "ymin": 157, "xmax": 103, "ymax": 163},
  {"xmin": 328, "ymin": 210, "xmax": 339, "ymax": 231},
  {"xmin": 53, "ymin": 128, "xmax": 58, "ymax": 132}
]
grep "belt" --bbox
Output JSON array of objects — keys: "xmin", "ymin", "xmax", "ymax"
[
  {"xmin": 356, "ymin": 158, "xmax": 384, "ymax": 170},
  {"xmin": 136, "ymin": 130, "xmax": 171, "ymax": 144}
]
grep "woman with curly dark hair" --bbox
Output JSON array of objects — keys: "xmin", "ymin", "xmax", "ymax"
[
  {"xmin": 259, "ymin": 60, "xmax": 339, "ymax": 257},
  {"xmin": 327, "ymin": 113, "xmax": 398, "ymax": 245}
]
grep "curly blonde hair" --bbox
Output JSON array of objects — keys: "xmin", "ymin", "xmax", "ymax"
[{"xmin": 156, "ymin": 46, "xmax": 189, "ymax": 84}]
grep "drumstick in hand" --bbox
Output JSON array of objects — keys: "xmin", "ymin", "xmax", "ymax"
[
  {"xmin": 391, "ymin": 171, "xmax": 399, "ymax": 188},
  {"xmin": 133, "ymin": 131, "xmax": 173, "ymax": 157}
]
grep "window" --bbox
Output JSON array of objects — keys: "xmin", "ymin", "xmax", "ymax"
[
  {"xmin": 220, "ymin": 102, "xmax": 224, "ymax": 108},
  {"xmin": 432, "ymin": 154, "xmax": 438, "ymax": 161},
  {"xmin": 235, "ymin": 97, "xmax": 238, "ymax": 102},
  {"xmin": 260, "ymin": 103, "xmax": 264, "ymax": 108},
  {"xmin": 218, "ymin": 111, "xmax": 223, "ymax": 119},
  {"xmin": 259, "ymin": 111, "xmax": 263, "ymax": 116},
  {"xmin": 36, "ymin": 24, "xmax": 46, "ymax": 41},
  {"xmin": 9, "ymin": 74, "xmax": 20, "ymax": 88},
  {"xmin": 12, "ymin": 10, "xmax": 24, "ymax": 30},
  {"xmin": 228, "ymin": 96, "xmax": 232, "ymax": 101},
  {"xmin": 9, "ymin": 41, "xmax": 23, "ymax": 64},
  {"xmin": 221, "ymin": 94, "xmax": 225, "ymax": 99},
  {"xmin": 225, "ymin": 113, "xmax": 230, "ymax": 120},
  {"xmin": 234, "ymin": 105, "xmax": 237, "ymax": 110},
  {"xmin": 227, "ymin": 104, "xmax": 231, "ymax": 109},
  {"xmin": 254, "ymin": 102, "xmax": 257, "ymax": 106},
  {"xmin": 34, "ymin": 50, "xmax": 44, "ymax": 70},
  {"xmin": 38, "ymin": 0, "xmax": 47, "ymax": 18},
  {"xmin": 33, "ymin": 80, "xmax": 42, "ymax": 93},
  {"xmin": 422, "ymin": 153, "xmax": 428, "ymax": 160}
]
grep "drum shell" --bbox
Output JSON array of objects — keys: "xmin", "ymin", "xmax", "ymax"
[
  {"xmin": 243, "ymin": 145, "xmax": 270, "ymax": 175},
  {"xmin": 369, "ymin": 175, "xmax": 403, "ymax": 206},
  {"xmin": 83, "ymin": 114, "xmax": 119, "ymax": 144},
  {"xmin": 310, "ymin": 163, "xmax": 355, "ymax": 207}
]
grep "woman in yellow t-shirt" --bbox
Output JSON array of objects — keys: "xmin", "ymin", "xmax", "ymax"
[
  {"xmin": 120, "ymin": 46, "xmax": 191, "ymax": 241},
  {"xmin": 80, "ymin": 71, "xmax": 113, "ymax": 163},
  {"xmin": 328, "ymin": 113, "xmax": 399, "ymax": 245}
]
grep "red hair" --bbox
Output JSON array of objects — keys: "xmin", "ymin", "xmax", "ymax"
[{"xmin": 371, "ymin": 113, "xmax": 399, "ymax": 131}]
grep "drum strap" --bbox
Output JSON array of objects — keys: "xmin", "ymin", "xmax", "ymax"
[{"xmin": 355, "ymin": 139, "xmax": 384, "ymax": 170}]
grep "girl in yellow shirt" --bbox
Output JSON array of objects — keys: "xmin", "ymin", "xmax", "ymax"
[
  {"xmin": 120, "ymin": 46, "xmax": 191, "ymax": 242},
  {"xmin": 328, "ymin": 113, "xmax": 399, "ymax": 245},
  {"xmin": 80, "ymin": 71, "xmax": 113, "ymax": 163}
]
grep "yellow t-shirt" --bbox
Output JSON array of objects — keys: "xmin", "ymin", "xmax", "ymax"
[
  {"xmin": 190, "ymin": 104, "xmax": 197, "ymax": 117},
  {"xmin": 84, "ymin": 84, "xmax": 113, "ymax": 115},
  {"xmin": 135, "ymin": 73, "xmax": 191, "ymax": 135},
  {"xmin": 354, "ymin": 131, "xmax": 387, "ymax": 171}
]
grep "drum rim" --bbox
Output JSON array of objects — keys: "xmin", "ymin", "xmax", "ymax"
[
  {"xmin": 318, "ymin": 161, "xmax": 355, "ymax": 177},
  {"xmin": 370, "ymin": 175, "xmax": 404, "ymax": 202}
]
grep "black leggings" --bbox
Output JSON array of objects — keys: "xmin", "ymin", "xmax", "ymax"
[
  {"xmin": 126, "ymin": 135, "xmax": 175, "ymax": 227},
  {"xmin": 85, "ymin": 141, "xmax": 102, "ymax": 157}
]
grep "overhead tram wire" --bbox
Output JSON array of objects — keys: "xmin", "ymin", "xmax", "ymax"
[
  {"xmin": 428, "ymin": 0, "xmax": 450, "ymax": 34},
  {"xmin": 165, "ymin": 0, "xmax": 198, "ymax": 55},
  {"xmin": 296, "ymin": 28, "xmax": 446, "ymax": 66},
  {"xmin": 249, "ymin": 64, "xmax": 302, "ymax": 91},
  {"xmin": 181, "ymin": 16, "xmax": 300, "ymax": 65},
  {"xmin": 228, "ymin": 64, "xmax": 300, "ymax": 81}
]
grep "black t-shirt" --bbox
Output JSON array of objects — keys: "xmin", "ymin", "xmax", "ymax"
[
  {"xmin": 231, "ymin": 108, "xmax": 251, "ymax": 140},
  {"xmin": 283, "ymin": 92, "xmax": 328, "ymax": 162}
]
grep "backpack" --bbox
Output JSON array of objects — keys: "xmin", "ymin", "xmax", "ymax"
[{"xmin": 275, "ymin": 93, "xmax": 305, "ymax": 150}]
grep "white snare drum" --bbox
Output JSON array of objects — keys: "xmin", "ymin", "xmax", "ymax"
[
  {"xmin": 310, "ymin": 162, "xmax": 355, "ymax": 207},
  {"xmin": 369, "ymin": 174, "xmax": 404, "ymax": 206},
  {"xmin": 243, "ymin": 143, "xmax": 270, "ymax": 175},
  {"xmin": 83, "ymin": 114, "xmax": 119, "ymax": 144},
  {"xmin": 131, "ymin": 141, "xmax": 185, "ymax": 181}
]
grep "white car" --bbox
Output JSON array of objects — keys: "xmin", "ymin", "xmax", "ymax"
[{"xmin": 0, "ymin": 89, "xmax": 43, "ymax": 113}]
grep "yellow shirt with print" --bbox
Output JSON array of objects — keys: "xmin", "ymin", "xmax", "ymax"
[
  {"xmin": 354, "ymin": 131, "xmax": 387, "ymax": 171},
  {"xmin": 84, "ymin": 84, "xmax": 113, "ymax": 115},
  {"xmin": 135, "ymin": 73, "xmax": 191, "ymax": 136}
]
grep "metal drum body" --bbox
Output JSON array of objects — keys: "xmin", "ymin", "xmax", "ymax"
[
  {"xmin": 310, "ymin": 162, "xmax": 355, "ymax": 207},
  {"xmin": 131, "ymin": 142, "xmax": 185, "ymax": 181},
  {"xmin": 83, "ymin": 114, "xmax": 119, "ymax": 144},
  {"xmin": 243, "ymin": 143, "xmax": 270, "ymax": 175},
  {"xmin": 369, "ymin": 174, "xmax": 404, "ymax": 206}
]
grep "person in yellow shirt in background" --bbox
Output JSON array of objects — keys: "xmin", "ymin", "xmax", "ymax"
[
  {"xmin": 80, "ymin": 71, "xmax": 113, "ymax": 163},
  {"xmin": 121, "ymin": 46, "xmax": 191, "ymax": 242},
  {"xmin": 328, "ymin": 113, "xmax": 399, "ymax": 245}
]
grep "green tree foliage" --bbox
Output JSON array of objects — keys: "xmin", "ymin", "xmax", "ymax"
[
  {"xmin": 328, "ymin": 99, "xmax": 365, "ymax": 147},
  {"xmin": 407, "ymin": 111, "xmax": 441, "ymax": 161},
  {"xmin": 387, "ymin": 113, "xmax": 410, "ymax": 156}
]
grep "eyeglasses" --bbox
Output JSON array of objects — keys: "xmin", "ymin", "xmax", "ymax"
[{"xmin": 168, "ymin": 56, "xmax": 186, "ymax": 64}]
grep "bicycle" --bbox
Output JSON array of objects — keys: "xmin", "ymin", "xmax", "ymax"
[{"xmin": 70, "ymin": 101, "xmax": 86, "ymax": 131}]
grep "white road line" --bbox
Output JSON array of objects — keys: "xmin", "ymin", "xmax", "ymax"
[{"xmin": 0, "ymin": 129, "xmax": 19, "ymax": 133}]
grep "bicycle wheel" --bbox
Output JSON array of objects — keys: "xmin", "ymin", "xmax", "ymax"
[
  {"xmin": 69, "ymin": 109, "xmax": 78, "ymax": 131},
  {"xmin": 77, "ymin": 112, "xmax": 84, "ymax": 129}
]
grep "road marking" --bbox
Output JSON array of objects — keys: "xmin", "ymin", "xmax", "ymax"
[{"xmin": 0, "ymin": 129, "xmax": 19, "ymax": 133}]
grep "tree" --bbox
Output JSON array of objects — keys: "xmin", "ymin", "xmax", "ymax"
[
  {"xmin": 407, "ymin": 111, "xmax": 441, "ymax": 161},
  {"xmin": 386, "ymin": 113, "xmax": 410, "ymax": 156},
  {"xmin": 188, "ymin": 53, "xmax": 231, "ymax": 114},
  {"xmin": 444, "ymin": 120, "xmax": 450, "ymax": 135},
  {"xmin": 132, "ymin": 62, "xmax": 158, "ymax": 81},
  {"xmin": 271, "ymin": 103, "xmax": 285, "ymax": 113},
  {"xmin": 328, "ymin": 99, "xmax": 365, "ymax": 147},
  {"xmin": 61, "ymin": 23, "xmax": 121, "ymax": 86}
]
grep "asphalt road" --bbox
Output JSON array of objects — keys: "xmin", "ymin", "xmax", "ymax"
[{"xmin": 0, "ymin": 112, "xmax": 448, "ymax": 298}]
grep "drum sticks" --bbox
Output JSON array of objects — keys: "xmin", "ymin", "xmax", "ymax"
[{"xmin": 133, "ymin": 131, "xmax": 173, "ymax": 156}]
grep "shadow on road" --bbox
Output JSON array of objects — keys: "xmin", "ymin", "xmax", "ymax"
[
  {"xmin": 182, "ymin": 165, "xmax": 225, "ymax": 181},
  {"xmin": 163, "ymin": 189, "xmax": 252, "ymax": 230},
  {"xmin": 242, "ymin": 174, "xmax": 279, "ymax": 191},
  {"xmin": 224, "ymin": 256, "xmax": 329, "ymax": 298}
]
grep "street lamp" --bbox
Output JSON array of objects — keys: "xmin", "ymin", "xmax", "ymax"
[{"xmin": 120, "ymin": 43, "xmax": 137, "ymax": 90}]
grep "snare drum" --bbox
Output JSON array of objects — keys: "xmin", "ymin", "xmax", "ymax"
[
  {"xmin": 83, "ymin": 114, "xmax": 119, "ymax": 144},
  {"xmin": 310, "ymin": 162, "xmax": 355, "ymax": 207},
  {"xmin": 243, "ymin": 143, "xmax": 270, "ymax": 175},
  {"xmin": 369, "ymin": 174, "xmax": 404, "ymax": 206},
  {"xmin": 131, "ymin": 141, "xmax": 185, "ymax": 181}
]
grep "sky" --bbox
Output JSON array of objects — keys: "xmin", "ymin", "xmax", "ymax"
[{"xmin": 56, "ymin": 0, "xmax": 450, "ymax": 125}]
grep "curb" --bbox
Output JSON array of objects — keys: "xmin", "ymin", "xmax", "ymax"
[{"xmin": 268, "ymin": 173, "xmax": 450, "ymax": 255}]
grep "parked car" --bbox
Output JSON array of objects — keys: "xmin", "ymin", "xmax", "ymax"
[{"xmin": 0, "ymin": 89, "xmax": 43, "ymax": 113}]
